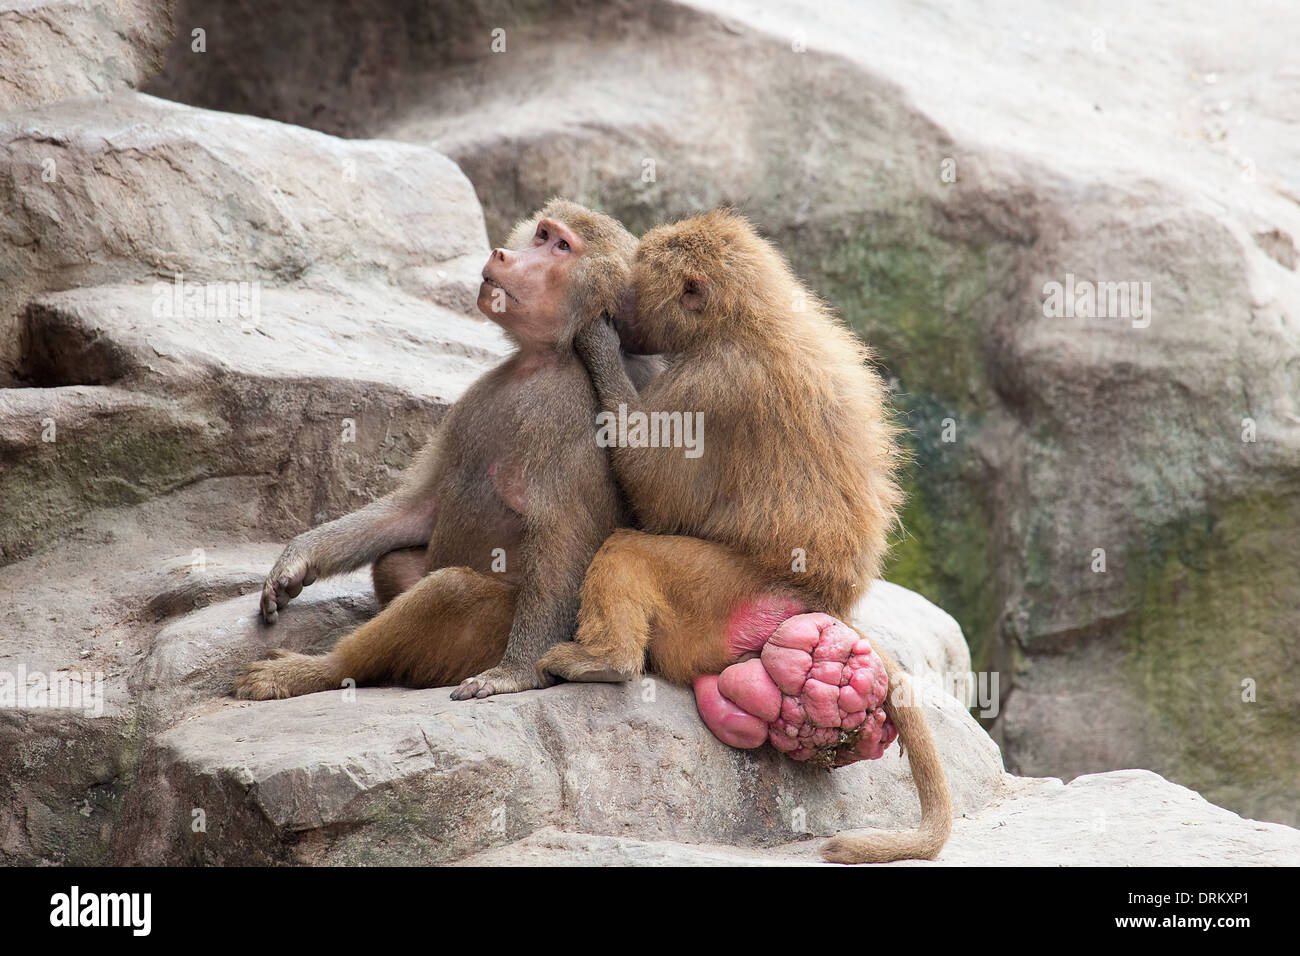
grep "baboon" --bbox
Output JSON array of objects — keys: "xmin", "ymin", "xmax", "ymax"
[
  {"xmin": 537, "ymin": 208, "xmax": 953, "ymax": 864},
  {"xmin": 233, "ymin": 199, "xmax": 659, "ymax": 701}
]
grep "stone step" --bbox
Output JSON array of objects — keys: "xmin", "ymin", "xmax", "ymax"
[{"xmin": 3, "ymin": 279, "xmax": 509, "ymax": 563}]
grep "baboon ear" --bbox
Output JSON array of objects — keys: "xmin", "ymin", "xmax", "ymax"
[{"xmin": 681, "ymin": 276, "xmax": 707, "ymax": 311}]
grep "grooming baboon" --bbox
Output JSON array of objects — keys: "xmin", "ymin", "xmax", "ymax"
[
  {"xmin": 537, "ymin": 208, "xmax": 952, "ymax": 863},
  {"xmin": 234, "ymin": 199, "xmax": 659, "ymax": 700}
]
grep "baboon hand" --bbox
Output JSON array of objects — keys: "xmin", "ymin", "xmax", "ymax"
[
  {"xmin": 450, "ymin": 659, "xmax": 550, "ymax": 700},
  {"xmin": 260, "ymin": 542, "xmax": 318, "ymax": 624},
  {"xmin": 573, "ymin": 312, "xmax": 623, "ymax": 376}
]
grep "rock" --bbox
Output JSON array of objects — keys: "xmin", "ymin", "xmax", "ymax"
[
  {"xmin": 0, "ymin": 78, "xmax": 509, "ymax": 861},
  {"xmin": 105, "ymin": 564, "xmax": 1003, "ymax": 866},
  {"xmin": 455, "ymin": 771, "xmax": 1300, "ymax": 866},
  {"xmin": 457, "ymin": 828, "xmax": 822, "ymax": 866},
  {"xmin": 0, "ymin": 281, "xmax": 505, "ymax": 562},
  {"xmin": 145, "ymin": 0, "xmax": 1300, "ymax": 826},
  {"xmin": 20, "ymin": 283, "xmax": 502, "ymax": 399},
  {"xmin": 0, "ymin": 92, "xmax": 495, "ymax": 381},
  {"xmin": 0, "ymin": 478, "xmax": 273, "ymax": 863},
  {"xmin": 0, "ymin": 707, "xmax": 140, "ymax": 865},
  {"xmin": 924, "ymin": 770, "xmax": 1300, "ymax": 867},
  {"xmin": 131, "ymin": 570, "xmax": 376, "ymax": 719},
  {"xmin": 0, "ymin": 385, "xmax": 215, "ymax": 563},
  {"xmin": 111, "ymin": 588, "xmax": 1003, "ymax": 865},
  {"xmin": 0, "ymin": 89, "xmax": 510, "ymax": 557},
  {"xmin": 0, "ymin": 0, "xmax": 175, "ymax": 111}
]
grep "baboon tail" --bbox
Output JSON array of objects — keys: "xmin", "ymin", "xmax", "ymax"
[{"xmin": 819, "ymin": 642, "xmax": 953, "ymax": 864}]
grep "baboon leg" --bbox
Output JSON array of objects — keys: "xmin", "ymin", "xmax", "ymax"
[
  {"xmin": 372, "ymin": 546, "xmax": 430, "ymax": 608},
  {"xmin": 234, "ymin": 567, "xmax": 516, "ymax": 699},
  {"xmin": 536, "ymin": 530, "xmax": 660, "ymax": 682},
  {"xmin": 540, "ymin": 529, "xmax": 798, "ymax": 686}
]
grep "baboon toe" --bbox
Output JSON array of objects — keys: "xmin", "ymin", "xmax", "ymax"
[{"xmin": 450, "ymin": 661, "xmax": 547, "ymax": 700}]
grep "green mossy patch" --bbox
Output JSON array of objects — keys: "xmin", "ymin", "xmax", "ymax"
[
  {"xmin": 1125, "ymin": 490, "xmax": 1300, "ymax": 819},
  {"xmin": 0, "ymin": 421, "xmax": 211, "ymax": 564},
  {"xmin": 803, "ymin": 221, "xmax": 998, "ymax": 418},
  {"xmin": 788, "ymin": 217, "xmax": 1011, "ymax": 672},
  {"xmin": 888, "ymin": 456, "xmax": 999, "ymax": 671},
  {"xmin": 4, "ymin": 712, "xmax": 148, "ymax": 865}
]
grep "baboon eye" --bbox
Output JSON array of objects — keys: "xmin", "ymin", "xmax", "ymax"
[{"xmin": 557, "ymin": 238, "xmax": 570, "ymax": 252}]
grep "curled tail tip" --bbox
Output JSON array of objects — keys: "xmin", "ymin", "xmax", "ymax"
[
  {"xmin": 818, "ymin": 840, "xmax": 943, "ymax": 865},
  {"xmin": 818, "ymin": 836, "xmax": 864, "ymax": 864},
  {"xmin": 818, "ymin": 826, "xmax": 950, "ymax": 864}
]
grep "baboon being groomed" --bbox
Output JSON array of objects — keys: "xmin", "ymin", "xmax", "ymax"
[{"xmin": 233, "ymin": 199, "xmax": 659, "ymax": 701}]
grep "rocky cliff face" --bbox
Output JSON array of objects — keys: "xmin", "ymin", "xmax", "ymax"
[
  {"xmin": 143, "ymin": 0, "xmax": 1300, "ymax": 827},
  {"xmin": 1, "ymin": 0, "xmax": 1297, "ymax": 865}
]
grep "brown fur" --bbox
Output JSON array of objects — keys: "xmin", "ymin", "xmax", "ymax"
[
  {"xmin": 540, "ymin": 208, "xmax": 951, "ymax": 863},
  {"xmin": 234, "ymin": 200, "xmax": 659, "ymax": 701},
  {"xmin": 371, "ymin": 547, "xmax": 428, "ymax": 608}
]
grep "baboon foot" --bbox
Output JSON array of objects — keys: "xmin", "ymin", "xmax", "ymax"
[
  {"xmin": 538, "ymin": 642, "xmax": 640, "ymax": 684},
  {"xmin": 233, "ymin": 649, "xmax": 338, "ymax": 700},
  {"xmin": 450, "ymin": 659, "xmax": 550, "ymax": 700}
]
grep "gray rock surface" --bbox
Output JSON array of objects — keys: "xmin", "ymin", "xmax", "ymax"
[
  {"xmin": 0, "ymin": 40, "xmax": 508, "ymax": 862},
  {"xmin": 0, "ymin": 91, "xmax": 509, "ymax": 560},
  {"xmin": 1, "ymin": 92, "xmax": 493, "ymax": 381},
  {"xmin": 111, "ymin": 610, "xmax": 1001, "ymax": 865},
  {"xmin": 457, "ymin": 771, "xmax": 1300, "ymax": 866},
  {"xmin": 0, "ymin": 0, "xmax": 175, "ymax": 111},
  {"xmin": 144, "ymin": 0, "xmax": 1300, "ymax": 827}
]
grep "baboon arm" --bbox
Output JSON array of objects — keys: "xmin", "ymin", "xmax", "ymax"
[
  {"xmin": 623, "ymin": 353, "xmax": 665, "ymax": 392},
  {"xmin": 261, "ymin": 494, "xmax": 437, "ymax": 623},
  {"xmin": 574, "ymin": 315, "xmax": 640, "ymax": 413},
  {"xmin": 260, "ymin": 430, "xmax": 445, "ymax": 623},
  {"xmin": 505, "ymin": 437, "xmax": 620, "ymax": 667},
  {"xmin": 452, "ymin": 440, "xmax": 618, "ymax": 698},
  {"xmin": 300, "ymin": 494, "xmax": 437, "ymax": 579},
  {"xmin": 498, "ymin": 522, "xmax": 591, "ymax": 670},
  {"xmin": 575, "ymin": 319, "xmax": 682, "ymax": 505}
]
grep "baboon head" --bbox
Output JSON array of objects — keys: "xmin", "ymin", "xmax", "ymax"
[
  {"xmin": 478, "ymin": 198, "xmax": 637, "ymax": 349},
  {"xmin": 620, "ymin": 207, "xmax": 794, "ymax": 354}
]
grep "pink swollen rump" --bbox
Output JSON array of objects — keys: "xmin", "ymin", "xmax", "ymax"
[{"xmin": 693, "ymin": 612, "xmax": 898, "ymax": 768}]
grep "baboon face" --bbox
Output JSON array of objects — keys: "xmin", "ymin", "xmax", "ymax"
[
  {"xmin": 481, "ymin": 199, "xmax": 638, "ymax": 349},
  {"xmin": 478, "ymin": 216, "xmax": 589, "ymax": 347},
  {"xmin": 622, "ymin": 209, "xmax": 765, "ymax": 354}
]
